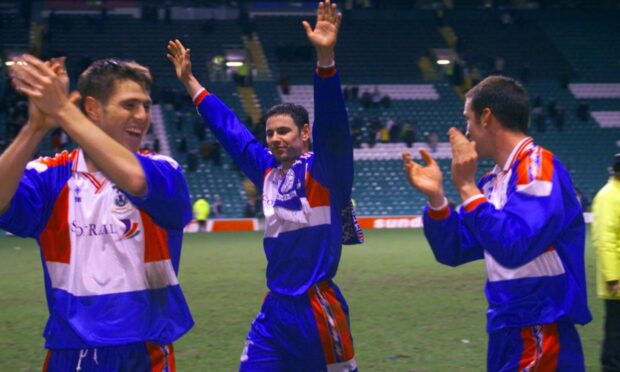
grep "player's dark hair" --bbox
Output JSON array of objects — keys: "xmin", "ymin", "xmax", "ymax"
[
  {"xmin": 264, "ymin": 103, "xmax": 309, "ymax": 131},
  {"xmin": 465, "ymin": 75, "xmax": 530, "ymax": 134},
  {"xmin": 76, "ymin": 58, "xmax": 152, "ymax": 112}
]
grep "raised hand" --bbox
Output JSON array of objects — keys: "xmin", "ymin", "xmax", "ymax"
[
  {"xmin": 302, "ymin": 1, "xmax": 342, "ymax": 65},
  {"xmin": 10, "ymin": 54, "xmax": 70, "ymax": 121},
  {"xmin": 166, "ymin": 39, "xmax": 193, "ymax": 83},
  {"xmin": 449, "ymin": 127, "xmax": 483, "ymax": 202},
  {"xmin": 402, "ymin": 148, "xmax": 445, "ymax": 207}
]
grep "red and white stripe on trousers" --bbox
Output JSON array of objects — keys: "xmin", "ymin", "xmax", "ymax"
[
  {"xmin": 519, "ymin": 323, "xmax": 560, "ymax": 371},
  {"xmin": 309, "ymin": 281, "xmax": 357, "ymax": 371}
]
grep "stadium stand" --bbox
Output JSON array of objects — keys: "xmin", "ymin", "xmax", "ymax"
[
  {"xmin": 44, "ymin": 14, "xmax": 242, "ymax": 86},
  {"xmin": 255, "ymin": 10, "xmax": 448, "ymax": 84},
  {"xmin": 1, "ymin": 3, "xmax": 618, "ymax": 217},
  {"xmin": 538, "ymin": 9, "xmax": 620, "ymax": 83}
]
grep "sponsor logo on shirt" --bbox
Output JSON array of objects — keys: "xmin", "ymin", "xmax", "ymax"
[
  {"xmin": 69, "ymin": 218, "xmax": 140, "ymax": 241},
  {"xmin": 71, "ymin": 221, "xmax": 118, "ymax": 237},
  {"xmin": 118, "ymin": 219, "xmax": 141, "ymax": 241}
]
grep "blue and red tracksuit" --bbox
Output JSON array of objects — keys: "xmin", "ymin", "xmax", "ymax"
[
  {"xmin": 195, "ymin": 66, "xmax": 358, "ymax": 371},
  {"xmin": 423, "ymin": 137, "xmax": 592, "ymax": 371},
  {"xmin": 0, "ymin": 149, "xmax": 193, "ymax": 371}
]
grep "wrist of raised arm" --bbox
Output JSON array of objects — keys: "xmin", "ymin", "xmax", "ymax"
[
  {"xmin": 185, "ymin": 76, "xmax": 204, "ymax": 99},
  {"xmin": 316, "ymin": 48, "xmax": 335, "ymax": 67}
]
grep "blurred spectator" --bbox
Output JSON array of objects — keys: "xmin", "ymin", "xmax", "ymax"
[
  {"xmin": 193, "ymin": 197, "xmax": 210, "ymax": 232},
  {"xmin": 351, "ymin": 127, "xmax": 363, "ymax": 148},
  {"xmin": 379, "ymin": 127, "xmax": 390, "ymax": 143},
  {"xmin": 360, "ymin": 91, "xmax": 372, "ymax": 109},
  {"xmin": 427, "ymin": 131, "xmax": 439, "ymax": 152},
  {"xmin": 178, "ymin": 136, "xmax": 188, "ymax": 153},
  {"xmin": 577, "ymin": 102, "xmax": 589, "ymax": 122},
  {"xmin": 591, "ymin": 155, "xmax": 620, "ymax": 372},
  {"xmin": 402, "ymin": 123, "xmax": 416, "ymax": 148},
  {"xmin": 213, "ymin": 195, "xmax": 224, "ymax": 218},
  {"xmin": 371, "ymin": 86, "xmax": 382, "ymax": 107},
  {"xmin": 200, "ymin": 141, "xmax": 212, "ymax": 160},
  {"xmin": 547, "ymin": 99, "xmax": 557, "ymax": 119},
  {"xmin": 235, "ymin": 62, "xmax": 251, "ymax": 87},
  {"xmin": 187, "ymin": 150, "xmax": 198, "ymax": 172},
  {"xmin": 533, "ymin": 106, "xmax": 546, "ymax": 132},
  {"xmin": 385, "ymin": 117, "xmax": 395, "ymax": 131},
  {"xmin": 380, "ymin": 93, "xmax": 391, "ymax": 108},
  {"xmin": 211, "ymin": 142, "xmax": 222, "ymax": 167},
  {"xmin": 370, "ymin": 116, "xmax": 382, "ymax": 133},
  {"xmin": 244, "ymin": 199, "xmax": 258, "ymax": 218},
  {"xmin": 279, "ymin": 72, "xmax": 290, "ymax": 94},
  {"xmin": 389, "ymin": 120, "xmax": 402, "ymax": 143},
  {"xmin": 350, "ymin": 85, "xmax": 359, "ymax": 100}
]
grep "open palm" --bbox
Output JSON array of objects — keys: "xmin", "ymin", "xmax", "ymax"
[
  {"xmin": 402, "ymin": 149, "xmax": 444, "ymax": 197},
  {"xmin": 166, "ymin": 39, "xmax": 192, "ymax": 82},
  {"xmin": 303, "ymin": 1, "xmax": 342, "ymax": 50}
]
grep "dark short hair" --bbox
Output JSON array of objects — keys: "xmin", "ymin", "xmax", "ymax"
[
  {"xmin": 264, "ymin": 103, "xmax": 309, "ymax": 131},
  {"xmin": 76, "ymin": 58, "xmax": 152, "ymax": 112},
  {"xmin": 465, "ymin": 75, "xmax": 530, "ymax": 134}
]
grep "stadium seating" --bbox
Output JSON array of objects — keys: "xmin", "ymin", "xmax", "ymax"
[
  {"xmin": 45, "ymin": 14, "xmax": 242, "ymax": 86},
  {"xmin": 0, "ymin": 11, "xmax": 29, "ymax": 50},
  {"xmin": 525, "ymin": 80, "xmax": 620, "ymax": 202},
  {"xmin": 254, "ymin": 10, "xmax": 447, "ymax": 84},
  {"xmin": 1, "ymin": 6, "xmax": 618, "ymax": 217},
  {"xmin": 537, "ymin": 9, "xmax": 620, "ymax": 83},
  {"xmin": 445, "ymin": 9, "xmax": 572, "ymax": 79}
]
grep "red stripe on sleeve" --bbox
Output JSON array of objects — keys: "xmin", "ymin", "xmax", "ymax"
[
  {"xmin": 463, "ymin": 197, "xmax": 487, "ymax": 213},
  {"xmin": 193, "ymin": 89, "xmax": 210, "ymax": 106},
  {"xmin": 427, "ymin": 206, "xmax": 450, "ymax": 220},
  {"xmin": 316, "ymin": 66, "xmax": 337, "ymax": 78}
]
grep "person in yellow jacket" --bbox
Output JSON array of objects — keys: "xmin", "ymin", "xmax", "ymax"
[
  {"xmin": 593, "ymin": 153, "xmax": 620, "ymax": 372},
  {"xmin": 193, "ymin": 197, "xmax": 210, "ymax": 232}
]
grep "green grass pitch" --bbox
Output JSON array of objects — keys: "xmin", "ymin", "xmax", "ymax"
[{"xmin": 0, "ymin": 228, "xmax": 603, "ymax": 371}]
